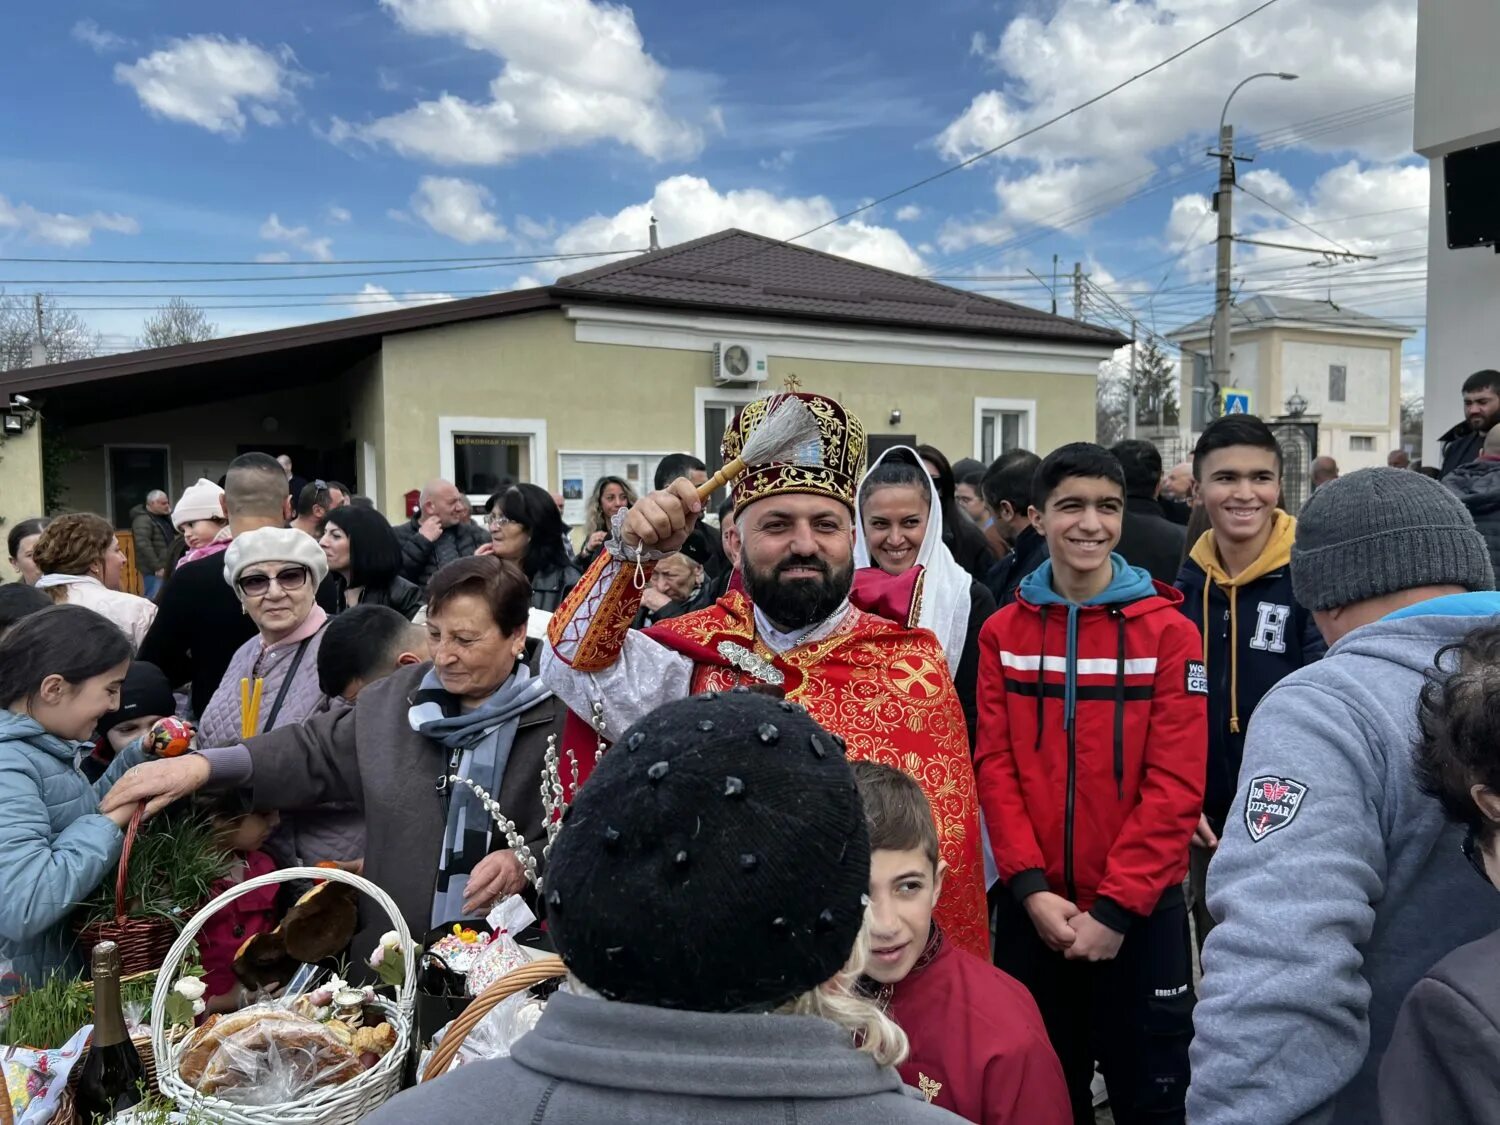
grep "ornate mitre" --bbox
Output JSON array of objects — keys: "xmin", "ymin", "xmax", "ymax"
[{"xmin": 722, "ymin": 392, "xmax": 867, "ymax": 514}]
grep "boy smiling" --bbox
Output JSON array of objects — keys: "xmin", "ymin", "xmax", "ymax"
[
  {"xmin": 974, "ymin": 443, "xmax": 1206, "ymax": 1123},
  {"xmin": 853, "ymin": 761, "xmax": 1069, "ymax": 1125}
]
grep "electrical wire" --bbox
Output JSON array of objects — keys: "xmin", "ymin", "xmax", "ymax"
[
  {"xmin": 0, "ymin": 249, "xmax": 643, "ymax": 267},
  {"xmin": 1234, "ymin": 184, "xmax": 1357, "ymax": 255}
]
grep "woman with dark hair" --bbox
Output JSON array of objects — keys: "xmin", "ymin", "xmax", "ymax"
[
  {"xmin": 0, "ymin": 604, "xmax": 138, "ymax": 995},
  {"xmin": 104, "ymin": 556, "xmax": 565, "ymax": 956},
  {"xmin": 482, "ymin": 484, "xmax": 581, "ymax": 612},
  {"xmin": 318, "ymin": 505, "xmax": 424, "ymax": 620},
  {"xmin": 7, "ymin": 517, "xmax": 50, "ymax": 585},
  {"xmin": 917, "ymin": 444, "xmax": 996, "ymax": 582},
  {"xmin": 1382, "ymin": 623, "xmax": 1500, "ymax": 1119},
  {"xmin": 575, "ymin": 475, "xmax": 636, "ymax": 571}
]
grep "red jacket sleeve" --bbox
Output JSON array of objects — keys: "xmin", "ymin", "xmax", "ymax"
[
  {"xmin": 1094, "ymin": 615, "xmax": 1207, "ymax": 921},
  {"xmin": 982, "ymin": 1036, "xmax": 1073, "ymax": 1125},
  {"xmin": 973, "ymin": 611, "xmax": 1048, "ymax": 897}
]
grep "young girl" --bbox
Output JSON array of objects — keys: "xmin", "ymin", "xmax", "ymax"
[
  {"xmin": 193, "ymin": 791, "xmax": 282, "ymax": 1014},
  {"xmin": 0, "ymin": 605, "xmax": 139, "ymax": 997}
]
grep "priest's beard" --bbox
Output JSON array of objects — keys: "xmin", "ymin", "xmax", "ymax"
[{"xmin": 743, "ymin": 552, "xmax": 854, "ymax": 633}]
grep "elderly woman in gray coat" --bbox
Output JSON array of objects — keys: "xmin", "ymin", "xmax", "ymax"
[{"xmin": 104, "ymin": 556, "xmax": 562, "ymax": 961}]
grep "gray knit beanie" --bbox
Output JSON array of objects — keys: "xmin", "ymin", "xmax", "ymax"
[{"xmin": 1291, "ymin": 467, "xmax": 1494, "ymax": 612}]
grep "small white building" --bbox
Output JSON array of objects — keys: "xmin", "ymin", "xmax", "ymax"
[
  {"xmin": 1168, "ymin": 294, "xmax": 1414, "ymax": 472},
  {"xmin": 1415, "ymin": 0, "xmax": 1500, "ymax": 464}
]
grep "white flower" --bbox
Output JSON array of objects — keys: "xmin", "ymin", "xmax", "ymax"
[
  {"xmin": 173, "ymin": 978, "xmax": 206, "ymax": 1001},
  {"xmin": 369, "ymin": 945, "xmax": 385, "ymax": 968},
  {"xmin": 378, "ymin": 931, "xmax": 401, "ymax": 950},
  {"xmin": 326, "ymin": 975, "xmax": 349, "ymax": 994},
  {"xmin": 191, "ymin": 999, "xmax": 206, "ymax": 1016}
]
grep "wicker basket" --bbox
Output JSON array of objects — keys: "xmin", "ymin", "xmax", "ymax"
[
  {"xmin": 419, "ymin": 956, "xmax": 566, "ymax": 1083},
  {"xmin": 150, "ymin": 867, "xmax": 416, "ymax": 1125},
  {"xmin": 76, "ymin": 805, "xmax": 178, "ymax": 977}
]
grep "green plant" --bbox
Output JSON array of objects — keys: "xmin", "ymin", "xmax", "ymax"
[
  {"xmin": 41, "ymin": 417, "xmax": 84, "ymax": 515},
  {"xmin": 79, "ymin": 811, "xmax": 232, "ymax": 927}
]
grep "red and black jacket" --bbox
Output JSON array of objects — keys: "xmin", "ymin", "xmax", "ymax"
[{"xmin": 975, "ymin": 574, "xmax": 1207, "ymax": 931}]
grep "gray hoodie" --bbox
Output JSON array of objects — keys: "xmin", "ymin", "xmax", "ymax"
[
  {"xmin": 366, "ymin": 991, "xmax": 961, "ymax": 1124},
  {"xmin": 1188, "ymin": 592, "xmax": 1500, "ymax": 1125}
]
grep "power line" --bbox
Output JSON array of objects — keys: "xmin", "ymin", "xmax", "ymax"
[
  {"xmin": 1235, "ymin": 184, "xmax": 1356, "ymax": 255},
  {"xmin": 0, "ymin": 249, "xmax": 639, "ymax": 267}
]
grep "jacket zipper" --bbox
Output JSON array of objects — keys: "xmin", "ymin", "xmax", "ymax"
[{"xmin": 1064, "ymin": 715, "xmax": 1077, "ymax": 903}]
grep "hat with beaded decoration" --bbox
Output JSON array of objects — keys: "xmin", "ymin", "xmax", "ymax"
[
  {"xmin": 721, "ymin": 392, "xmax": 867, "ymax": 516},
  {"xmin": 544, "ymin": 690, "xmax": 869, "ymax": 1012}
]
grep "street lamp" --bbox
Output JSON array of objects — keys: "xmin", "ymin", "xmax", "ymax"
[
  {"xmin": 1209, "ymin": 72, "xmax": 1300, "ymax": 395},
  {"xmin": 1285, "ymin": 391, "xmax": 1308, "ymax": 418}
]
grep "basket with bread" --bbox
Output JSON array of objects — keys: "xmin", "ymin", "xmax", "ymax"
[{"xmin": 149, "ymin": 868, "xmax": 415, "ymax": 1125}]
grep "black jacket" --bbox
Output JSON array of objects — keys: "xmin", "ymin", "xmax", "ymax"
[
  {"xmin": 955, "ymin": 580, "xmax": 998, "ymax": 750},
  {"xmin": 1443, "ymin": 460, "xmax": 1500, "ymax": 578},
  {"xmin": 137, "ymin": 551, "xmax": 257, "ymax": 719},
  {"xmin": 530, "ymin": 562, "xmax": 582, "ymax": 613},
  {"xmin": 317, "ymin": 573, "xmax": 426, "ymax": 621},
  {"xmin": 1158, "ymin": 495, "xmax": 1192, "ymax": 526},
  {"xmin": 393, "ymin": 516, "xmax": 488, "ymax": 590},
  {"xmin": 984, "ymin": 526, "xmax": 1049, "ymax": 608},
  {"xmin": 944, "ymin": 509, "xmax": 995, "ymax": 584},
  {"xmin": 1117, "ymin": 495, "xmax": 1187, "ymax": 585},
  {"xmin": 1380, "ymin": 927, "xmax": 1500, "ymax": 1125},
  {"xmin": 1440, "ymin": 420, "xmax": 1484, "ymax": 479},
  {"xmin": 1174, "ymin": 554, "xmax": 1325, "ymax": 823}
]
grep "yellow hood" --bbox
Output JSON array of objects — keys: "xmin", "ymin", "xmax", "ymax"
[{"xmin": 1187, "ymin": 510, "xmax": 1297, "ymax": 734}]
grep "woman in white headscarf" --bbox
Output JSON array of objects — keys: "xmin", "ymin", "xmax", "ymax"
[{"xmin": 854, "ymin": 446, "xmax": 997, "ymax": 747}]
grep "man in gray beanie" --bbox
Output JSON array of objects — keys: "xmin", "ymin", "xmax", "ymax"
[{"xmin": 1190, "ymin": 468, "xmax": 1500, "ymax": 1125}]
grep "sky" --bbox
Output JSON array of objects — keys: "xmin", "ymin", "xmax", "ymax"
[{"xmin": 0, "ymin": 0, "xmax": 1427, "ymax": 394}]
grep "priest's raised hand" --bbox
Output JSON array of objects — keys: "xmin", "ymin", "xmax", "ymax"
[{"xmin": 621, "ymin": 478, "xmax": 702, "ymax": 554}]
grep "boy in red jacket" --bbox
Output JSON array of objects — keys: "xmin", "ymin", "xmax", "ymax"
[
  {"xmin": 853, "ymin": 761, "xmax": 1070, "ymax": 1125},
  {"xmin": 975, "ymin": 443, "xmax": 1206, "ymax": 1124}
]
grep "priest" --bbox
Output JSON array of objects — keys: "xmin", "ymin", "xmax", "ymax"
[{"xmin": 543, "ymin": 393, "xmax": 989, "ymax": 959}]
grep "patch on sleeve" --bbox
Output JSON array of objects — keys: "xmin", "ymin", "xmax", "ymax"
[
  {"xmin": 1185, "ymin": 660, "xmax": 1208, "ymax": 696},
  {"xmin": 1244, "ymin": 775, "xmax": 1308, "ymax": 842}
]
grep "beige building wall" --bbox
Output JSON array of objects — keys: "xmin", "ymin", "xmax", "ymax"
[
  {"xmin": 0, "ymin": 425, "xmax": 45, "ymax": 571},
  {"xmin": 377, "ymin": 309, "xmax": 1098, "ymax": 518}
]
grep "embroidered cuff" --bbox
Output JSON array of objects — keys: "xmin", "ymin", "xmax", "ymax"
[
  {"xmin": 1007, "ymin": 868, "xmax": 1051, "ymax": 903},
  {"xmin": 604, "ymin": 511, "xmax": 672, "ymax": 563},
  {"xmin": 1089, "ymin": 895, "xmax": 1143, "ymax": 935}
]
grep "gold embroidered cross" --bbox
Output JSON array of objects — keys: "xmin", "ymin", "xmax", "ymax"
[
  {"xmin": 782, "ymin": 373, "xmax": 803, "ymax": 393},
  {"xmin": 918, "ymin": 1073, "xmax": 943, "ymax": 1103}
]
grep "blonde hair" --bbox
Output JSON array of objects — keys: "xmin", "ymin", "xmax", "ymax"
[
  {"xmin": 585, "ymin": 476, "xmax": 637, "ymax": 537},
  {"xmin": 780, "ymin": 911, "xmax": 909, "ymax": 1069},
  {"xmin": 31, "ymin": 514, "xmax": 116, "ymax": 603}
]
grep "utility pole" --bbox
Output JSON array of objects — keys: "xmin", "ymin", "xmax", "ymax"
[
  {"xmin": 1072, "ymin": 262, "xmax": 1084, "ymax": 321},
  {"xmin": 1209, "ymin": 124, "xmax": 1235, "ymax": 400},
  {"xmin": 30, "ymin": 294, "xmax": 47, "ymax": 368},
  {"xmin": 1051, "ymin": 254, "xmax": 1059, "ymax": 316},
  {"xmin": 1128, "ymin": 319, "xmax": 1139, "ymax": 440}
]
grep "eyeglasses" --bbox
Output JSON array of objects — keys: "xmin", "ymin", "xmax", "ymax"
[
  {"xmin": 486, "ymin": 514, "xmax": 516, "ymax": 531},
  {"xmin": 236, "ymin": 566, "xmax": 310, "ymax": 598},
  {"xmin": 1462, "ymin": 823, "xmax": 1492, "ymax": 885}
]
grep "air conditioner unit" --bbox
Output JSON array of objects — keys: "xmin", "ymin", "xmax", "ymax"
[{"xmin": 712, "ymin": 341, "xmax": 768, "ymax": 384}]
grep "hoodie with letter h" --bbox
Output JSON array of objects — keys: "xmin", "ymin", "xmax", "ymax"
[
  {"xmin": 975, "ymin": 556, "xmax": 1207, "ymax": 932},
  {"xmin": 1173, "ymin": 511, "xmax": 1325, "ymax": 825}
]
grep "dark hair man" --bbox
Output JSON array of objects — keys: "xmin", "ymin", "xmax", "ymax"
[
  {"xmin": 980, "ymin": 450, "xmax": 1046, "ymax": 607},
  {"xmin": 1109, "ymin": 439, "xmax": 1186, "ymax": 583},
  {"xmin": 1439, "ymin": 370, "xmax": 1500, "ymax": 479}
]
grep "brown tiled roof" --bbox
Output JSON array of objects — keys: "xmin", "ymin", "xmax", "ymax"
[{"xmin": 555, "ymin": 229, "xmax": 1126, "ymax": 347}]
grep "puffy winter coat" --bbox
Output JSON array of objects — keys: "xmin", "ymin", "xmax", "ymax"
[
  {"xmin": 975, "ymin": 557, "xmax": 1207, "ymax": 930},
  {"xmin": 0, "ymin": 710, "xmax": 142, "ymax": 996},
  {"xmin": 1443, "ymin": 459, "xmax": 1500, "ymax": 578},
  {"xmin": 394, "ymin": 517, "xmax": 488, "ymax": 590}
]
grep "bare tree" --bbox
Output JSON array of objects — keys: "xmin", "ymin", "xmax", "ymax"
[
  {"xmin": 1096, "ymin": 360, "xmax": 1127, "ymax": 445},
  {"xmin": 0, "ymin": 291, "xmax": 102, "ymax": 371},
  {"xmin": 138, "ymin": 297, "xmax": 219, "ymax": 349}
]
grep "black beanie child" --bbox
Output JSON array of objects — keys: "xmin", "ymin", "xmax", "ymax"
[
  {"xmin": 546, "ymin": 690, "xmax": 870, "ymax": 1013},
  {"xmin": 96, "ymin": 661, "xmax": 176, "ymax": 738}
]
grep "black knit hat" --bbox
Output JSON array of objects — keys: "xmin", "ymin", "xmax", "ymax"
[
  {"xmin": 546, "ymin": 691, "xmax": 870, "ymax": 1013},
  {"xmin": 96, "ymin": 661, "xmax": 175, "ymax": 738}
]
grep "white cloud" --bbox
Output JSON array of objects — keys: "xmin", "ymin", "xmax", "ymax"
[
  {"xmin": 332, "ymin": 0, "xmax": 704, "ymax": 165},
  {"xmin": 895, "ymin": 204, "xmax": 923, "ymax": 222},
  {"xmin": 0, "ymin": 195, "xmax": 139, "ymax": 247},
  {"xmin": 327, "ymin": 205, "xmax": 352, "ymax": 224},
  {"xmin": 259, "ymin": 213, "xmax": 333, "ymax": 261},
  {"xmin": 552, "ymin": 174, "xmax": 925, "ymax": 276},
  {"xmin": 939, "ymin": 0, "xmax": 1418, "ymax": 235},
  {"xmin": 351, "ymin": 283, "xmax": 454, "ymax": 310},
  {"xmin": 411, "ymin": 176, "xmax": 509, "ymax": 244},
  {"xmin": 760, "ymin": 149, "xmax": 796, "ymax": 171},
  {"xmin": 72, "ymin": 19, "xmax": 131, "ymax": 54},
  {"xmin": 115, "ymin": 35, "xmax": 302, "ymax": 137}
]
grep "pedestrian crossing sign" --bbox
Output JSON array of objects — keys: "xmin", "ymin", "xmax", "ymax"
[{"xmin": 1222, "ymin": 389, "xmax": 1251, "ymax": 415}]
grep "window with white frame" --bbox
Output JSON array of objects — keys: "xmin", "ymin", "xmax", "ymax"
[
  {"xmin": 1329, "ymin": 364, "xmax": 1347, "ymax": 403},
  {"xmin": 439, "ymin": 416, "xmax": 548, "ymax": 506},
  {"xmin": 1349, "ymin": 434, "xmax": 1376, "ymax": 452},
  {"xmin": 974, "ymin": 398, "xmax": 1036, "ymax": 464}
]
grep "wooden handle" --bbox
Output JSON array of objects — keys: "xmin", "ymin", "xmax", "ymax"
[
  {"xmin": 420, "ymin": 956, "xmax": 567, "ymax": 1082},
  {"xmin": 114, "ymin": 802, "xmax": 147, "ymax": 923},
  {"xmin": 697, "ymin": 456, "xmax": 745, "ymax": 502}
]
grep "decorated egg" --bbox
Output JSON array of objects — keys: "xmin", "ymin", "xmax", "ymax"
[{"xmin": 149, "ymin": 716, "xmax": 195, "ymax": 758}]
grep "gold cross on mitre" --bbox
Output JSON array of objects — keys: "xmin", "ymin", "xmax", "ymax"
[
  {"xmin": 917, "ymin": 1073, "xmax": 943, "ymax": 1103},
  {"xmin": 782, "ymin": 373, "xmax": 802, "ymax": 393}
]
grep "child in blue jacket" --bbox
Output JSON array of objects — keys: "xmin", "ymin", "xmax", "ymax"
[{"xmin": 0, "ymin": 605, "xmax": 143, "ymax": 996}]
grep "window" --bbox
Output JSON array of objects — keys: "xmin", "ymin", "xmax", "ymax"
[
  {"xmin": 1329, "ymin": 364, "xmax": 1347, "ymax": 403},
  {"xmin": 973, "ymin": 398, "xmax": 1036, "ymax": 464},
  {"xmin": 1191, "ymin": 352, "xmax": 1211, "ymax": 430},
  {"xmin": 696, "ymin": 388, "xmax": 760, "ymax": 510},
  {"xmin": 1350, "ymin": 435, "xmax": 1376, "ymax": 452},
  {"xmin": 106, "ymin": 445, "xmax": 171, "ymax": 529},
  {"xmin": 438, "ymin": 416, "xmax": 548, "ymax": 506}
]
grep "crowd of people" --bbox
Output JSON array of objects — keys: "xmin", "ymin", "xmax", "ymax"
[{"xmin": 3, "ymin": 373, "xmax": 1500, "ymax": 1123}]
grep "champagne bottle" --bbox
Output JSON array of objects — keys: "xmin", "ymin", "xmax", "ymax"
[{"xmin": 75, "ymin": 941, "xmax": 145, "ymax": 1123}]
